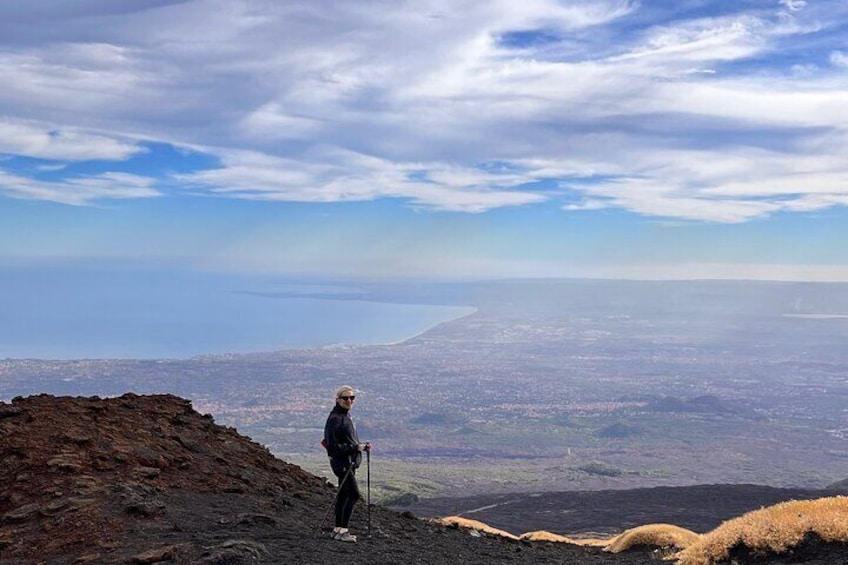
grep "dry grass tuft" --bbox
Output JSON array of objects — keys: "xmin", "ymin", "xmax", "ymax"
[
  {"xmin": 604, "ymin": 524, "xmax": 700, "ymax": 554},
  {"xmin": 519, "ymin": 530, "xmax": 573, "ymax": 543},
  {"xmin": 676, "ymin": 496, "xmax": 848, "ymax": 565},
  {"xmin": 519, "ymin": 530, "xmax": 609, "ymax": 546},
  {"xmin": 436, "ymin": 516, "xmax": 519, "ymax": 540}
]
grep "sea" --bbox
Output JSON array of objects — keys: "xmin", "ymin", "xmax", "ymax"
[{"xmin": 0, "ymin": 266, "xmax": 474, "ymax": 360}]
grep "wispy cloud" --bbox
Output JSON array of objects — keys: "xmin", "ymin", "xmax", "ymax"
[
  {"xmin": 831, "ymin": 51, "xmax": 848, "ymax": 67},
  {"xmin": 0, "ymin": 0, "xmax": 846, "ymax": 222},
  {"xmin": 0, "ymin": 119, "xmax": 142, "ymax": 161},
  {"xmin": 179, "ymin": 148, "xmax": 545, "ymax": 212},
  {"xmin": 0, "ymin": 170, "xmax": 160, "ymax": 205},
  {"xmin": 779, "ymin": 0, "xmax": 808, "ymax": 12}
]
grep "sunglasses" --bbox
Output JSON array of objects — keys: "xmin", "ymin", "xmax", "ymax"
[{"xmin": 338, "ymin": 395, "xmax": 356, "ymax": 401}]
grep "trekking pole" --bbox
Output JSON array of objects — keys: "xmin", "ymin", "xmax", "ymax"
[
  {"xmin": 316, "ymin": 464, "xmax": 355, "ymax": 536},
  {"xmin": 366, "ymin": 445, "xmax": 372, "ymax": 538}
]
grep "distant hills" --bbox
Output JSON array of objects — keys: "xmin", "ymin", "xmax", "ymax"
[{"xmin": 643, "ymin": 394, "xmax": 754, "ymax": 416}]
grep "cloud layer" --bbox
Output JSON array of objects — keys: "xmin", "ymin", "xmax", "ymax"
[{"xmin": 1, "ymin": 0, "xmax": 847, "ymax": 222}]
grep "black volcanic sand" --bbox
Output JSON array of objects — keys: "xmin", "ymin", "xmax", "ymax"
[
  {"xmin": 401, "ymin": 484, "xmax": 845, "ymax": 536},
  {"xmin": 130, "ymin": 490, "xmax": 664, "ymax": 565},
  {"xmin": 2, "ymin": 393, "xmax": 848, "ymax": 565}
]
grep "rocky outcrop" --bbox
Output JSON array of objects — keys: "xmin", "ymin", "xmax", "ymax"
[{"xmin": 0, "ymin": 393, "xmax": 324, "ymax": 563}]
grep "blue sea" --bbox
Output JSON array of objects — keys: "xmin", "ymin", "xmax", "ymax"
[{"xmin": 0, "ymin": 267, "xmax": 474, "ymax": 360}]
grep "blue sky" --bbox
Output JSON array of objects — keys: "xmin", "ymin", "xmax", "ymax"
[{"xmin": 2, "ymin": 0, "xmax": 848, "ymax": 280}]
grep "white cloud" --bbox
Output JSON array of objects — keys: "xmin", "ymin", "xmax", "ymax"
[
  {"xmin": 0, "ymin": 169, "xmax": 161, "ymax": 205},
  {"xmin": 779, "ymin": 0, "xmax": 808, "ymax": 12},
  {"xmin": 237, "ymin": 103, "xmax": 323, "ymax": 141},
  {"xmin": 0, "ymin": 119, "xmax": 142, "ymax": 161},
  {"xmin": 564, "ymin": 177, "xmax": 782, "ymax": 223},
  {"xmin": 179, "ymin": 147, "xmax": 545, "ymax": 212},
  {"xmin": 831, "ymin": 50, "xmax": 848, "ymax": 67},
  {"xmin": 611, "ymin": 16, "xmax": 765, "ymax": 66},
  {"xmin": 0, "ymin": 47, "xmax": 155, "ymax": 118},
  {"xmin": 0, "ymin": 0, "xmax": 847, "ymax": 221},
  {"xmin": 563, "ymin": 199, "xmax": 611, "ymax": 212},
  {"xmin": 554, "ymin": 137, "xmax": 848, "ymax": 223},
  {"xmin": 639, "ymin": 81, "xmax": 848, "ymax": 128}
]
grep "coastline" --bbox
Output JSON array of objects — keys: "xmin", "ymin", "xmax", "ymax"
[{"xmin": 382, "ymin": 306, "xmax": 477, "ymax": 346}]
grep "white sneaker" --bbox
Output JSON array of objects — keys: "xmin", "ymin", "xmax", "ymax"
[{"xmin": 334, "ymin": 531, "xmax": 357, "ymax": 543}]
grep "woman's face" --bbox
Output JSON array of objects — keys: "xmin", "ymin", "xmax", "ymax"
[{"xmin": 337, "ymin": 392, "xmax": 356, "ymax": 409}]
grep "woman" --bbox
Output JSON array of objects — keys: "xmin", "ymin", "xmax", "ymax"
[{"xmin": 323, "ymin": 385, "xmax": 369, "ymax": 542}]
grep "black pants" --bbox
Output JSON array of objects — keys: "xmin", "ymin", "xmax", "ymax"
[{"xmin": 335, "ymin": 468, "xmax": 360, "ymax": 528}]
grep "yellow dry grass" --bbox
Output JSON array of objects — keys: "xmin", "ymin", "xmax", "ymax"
[
  {"xmin": 676, "ymin": 496, "xmax": 848, "ymax": 565},
  {"xmin": 604, "ymin": 524, "xmax": 700, "ymax": 554},
  {"xmin": 518, "ymin": 530, "xmax": 609, "ymax": 546},
  {"xmin": 436, "ymin": 516, "xmax": 519, "ymax": 540}
]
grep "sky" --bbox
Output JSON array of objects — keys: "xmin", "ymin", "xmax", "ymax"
[{"xmin": 2, "ymin": 0, "xmax": 848, "ymax": 281}]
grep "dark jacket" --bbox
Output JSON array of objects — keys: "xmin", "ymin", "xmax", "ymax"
[{"xmin": 323, "ymin": 404, "xmax": 361, "ymax": 476}]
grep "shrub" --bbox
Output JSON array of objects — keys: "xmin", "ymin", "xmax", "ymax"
[
  {"xmin": 604, "ymin": 523, "xmax": 699, "ymax": 553},
  {"xmin": 577, "ymin": 461, "xmax": 623, "ymax": 477},
  {"xmin": 519, "ymin": 531, "xmax": 609, "ymax": 546},
  {"xmin": 676, "ymin": 496, "xmax": 848, "ymax": 565},
  {"xmin": 436, "ymin": 516, "xmax": 518, "ymax": 540},
  {"xmin": 382, "ymin": 492, "xmax": 419, "ymax": 507}
]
